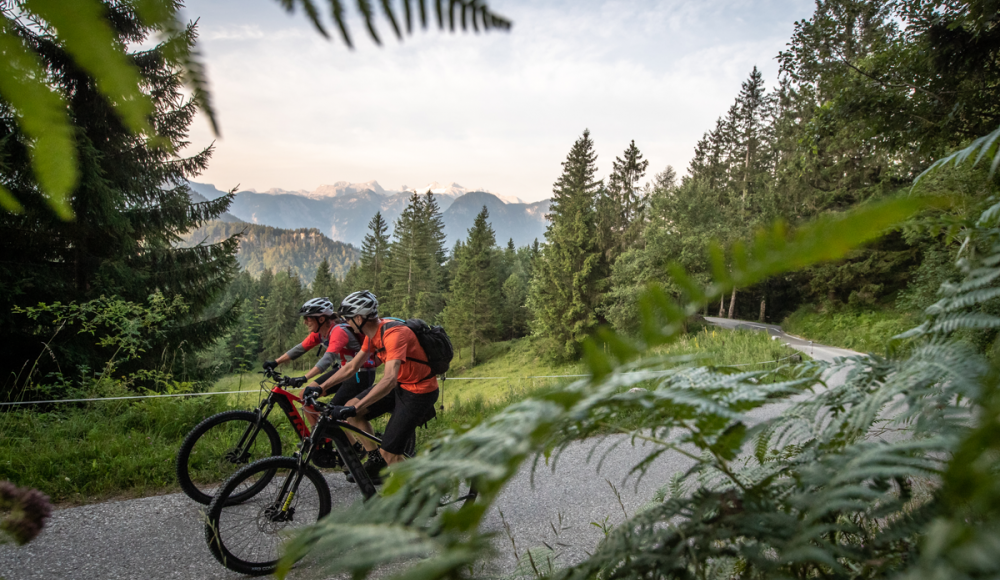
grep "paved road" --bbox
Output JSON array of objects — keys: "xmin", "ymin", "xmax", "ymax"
[
  {"xmin": 0, "ymin": 321, "xmax": 862, "ymax": 579},
  {"xmin": 703, "ymin": 316, "xmax": 862, "ymax": 363}
]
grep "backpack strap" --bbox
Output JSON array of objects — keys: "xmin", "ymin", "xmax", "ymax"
[{"xmin": 377, "ymin": 321, "xmax": 434, "ymax": 383}]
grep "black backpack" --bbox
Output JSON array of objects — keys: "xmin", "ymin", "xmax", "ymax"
[{"xmin": 380, "ymin": 318, "xmax": 454, "ymax": 381}]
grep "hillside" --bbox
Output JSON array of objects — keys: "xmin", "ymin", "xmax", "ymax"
[
  {"xmin": 181, "ymin": 221, "xmax": 359, "ymax": 281},
  {"xmin": 188, "ymin": 181, "xmax": 549, "ymax": 248}
]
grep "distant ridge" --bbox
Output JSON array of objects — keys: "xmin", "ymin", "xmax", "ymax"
[
  {"xmin": 186, "ymin": 180, "xmax": 549, "ymax": 248},
  {"xmin": 180, "ymin": 220, "xmax": 359, "ymax": 281}
]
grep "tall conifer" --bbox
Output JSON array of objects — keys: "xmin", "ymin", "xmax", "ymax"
[
  {"xmin": 528, "ymin": 129, "xmax": 605, "ymax": 358},
  {"xmin": 359, "ymin": 212, "xmax": 390, "ymax": 298},
  {"xmin": 384, "ymin": 192, "xmax": 447, "ymax": 319},
  {"xmin": 442, "ymin": 206, "xmax": 502, "ymax": 364},
  {"xmin": 0, "ymin": 10, "xmax": 238, "ymax": 382}
]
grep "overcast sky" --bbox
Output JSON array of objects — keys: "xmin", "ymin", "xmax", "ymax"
[{"xmin": 179, "ymin": 0, "xmax": 816, "ymax": 202}]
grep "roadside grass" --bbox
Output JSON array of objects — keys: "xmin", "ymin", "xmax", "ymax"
[
  {"xmin": 783, "ymin": 304, "xmax": 918, "ymax": 356},
  {"xmin": 420, "ymin": 328, "xmax": 802, "ymax": 445},
  {"xmin": 1, "ymin": 327, "xmax": 803, "ymax": 504}
]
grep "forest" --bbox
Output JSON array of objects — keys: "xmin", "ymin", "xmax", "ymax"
[{"xmin": 3, "ymin": 0, "xmax": 999, "ymax": 396}]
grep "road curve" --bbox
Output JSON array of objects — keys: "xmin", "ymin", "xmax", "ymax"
[{"xmin": 0, "ymin": 320, "xmax": 858, "ymax": 579}]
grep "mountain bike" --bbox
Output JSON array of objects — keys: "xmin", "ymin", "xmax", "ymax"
[
  {"xmin": 204, "ymin": 394, "xmax": 478, "ymax": 576},
  {"xmin": 176, "ymin": 368, "xmax": 382, "ymax": 505}
]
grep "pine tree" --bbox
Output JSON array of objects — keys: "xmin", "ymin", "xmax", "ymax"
[
  {"xmin": 442, "ymin": 207, "xmax": 502, "ymax": 364},
  {"xmin": 528, "ymin": 129, "xmax": 605, "ymax": 358},
  {"xmin": 0, "ymin": 9, "xmax": 238, "ymax": 383},
  {"xmin": 359, "ymin": 212, "xmax": 390, "ymax": 298}
]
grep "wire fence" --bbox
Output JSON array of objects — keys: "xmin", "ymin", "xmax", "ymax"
[{"xmin": 0, "ymin": 352, "xmax": 802, "ymax": 407}]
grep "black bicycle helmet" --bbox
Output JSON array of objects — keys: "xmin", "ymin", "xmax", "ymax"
[
  {"xmin": 300, "ymin": 297, "xmax": 336, "ymax": 318},
  {"xmin": 338, "ymin": 290, "xmax": 378, "ymax": 319}
]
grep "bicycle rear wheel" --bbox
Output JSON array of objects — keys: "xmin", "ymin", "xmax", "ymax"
[
  {"xmin": 176, "ymin": 410, "xmax": 282, "ymax": 505},
  {"xmin": 206, "ymin": 456, "xmax": 331, "ymax": 576}
]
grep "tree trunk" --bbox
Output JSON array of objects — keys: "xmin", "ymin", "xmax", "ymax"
[
  {"xmin": 728, "ymin": 287, "xmax": 737, "ymax": 319},
  {"xmin": 472, "ymin": 339, "xmax": 476, "ymax": 366},
  {"xmin": 718, "ymin": 295, "xmax": 725, "ymax": 317},
  {"xmin": 759, "ymin": 298, "xmax": 766, "ymax": 322}
]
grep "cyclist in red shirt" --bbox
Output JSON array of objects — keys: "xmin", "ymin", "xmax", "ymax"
[
  {"xmin": 262, "ymin": 297, "xmax": 341, "ymax": 388},
  {"xmin": 263, "ymin": 298, "xmax": 377, "ymax": 428},
  {"xmin": 305, "ymin": 290, "xmax": 438, "ymax": 483}
]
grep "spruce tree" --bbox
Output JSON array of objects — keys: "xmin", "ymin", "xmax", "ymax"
[
  {"xmin": 442, "ymin": 207, "xmax": 501, "ymax": 364},
  {"xmin": 359, "ymin": 212, "xmax": 390, "ymax": 298},
  {"xmin": 385, "ymin": 192, "xmax": 448, "ymax": 320},
  {"xmin": 312, "ymin": 258, "xmax": 335, "ymax": 299},
  {"xmin": 598, "ymin": 140, "xmax": 650, "ymax": 261},
  {"xmin": 261, "ymin": 271, "xmax": 303, "ymax": 359},
  {"xmin": 385, "ymin": 193, "xmax": 424, "ymax": 317},
  {"xmin": 0, "ymin": 9, "xmax": 238, "ymax": 385},
  {"xmin": 528, "ymin": 129, "xmax": 605, "ymax": 358}
]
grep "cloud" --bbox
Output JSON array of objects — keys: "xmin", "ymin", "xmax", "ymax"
[{"xmin": 203, "ymin": 24, "xmax": 266, "ymax": 41}]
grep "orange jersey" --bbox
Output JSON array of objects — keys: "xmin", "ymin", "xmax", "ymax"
[{"xmin": 362, "ymin": 320, "xmax": 439, "ymax": 394}]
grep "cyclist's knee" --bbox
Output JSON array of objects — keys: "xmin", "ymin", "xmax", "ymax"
[{"xmin": 380, "ymin": 448, "xmax": 404, "ymax": 464}]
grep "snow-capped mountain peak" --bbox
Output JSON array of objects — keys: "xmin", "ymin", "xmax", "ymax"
[{"xmin": 307, "ymin": 180, "xmax": 386, "ymax": 199}]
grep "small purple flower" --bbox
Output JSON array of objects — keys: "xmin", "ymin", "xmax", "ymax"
[{"xmin": 0, "ymin": 481, "xmax": 53, "ymax": 545}]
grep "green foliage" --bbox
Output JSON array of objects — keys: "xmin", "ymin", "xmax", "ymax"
[
  {"xmin": 597, "ymin": 140, "xmax": 649, "ymax": 262},
  {"xmin": 278, "ymin": 0, "xmax": 511, "ymax": 48},
  {"xmin": 1, "ymin": 7, "xmax": 239, "ymax": 395},
  {"xmin": 12, "ymin": 293, "xmax": 188, "ymax": 387}
]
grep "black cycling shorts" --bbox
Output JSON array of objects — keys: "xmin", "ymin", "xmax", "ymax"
[
  {"xmin": 355, "ymin": 386, "xmax": 438, "ymax": 455},
  {"xmin": 331, "ymin": 368, "xmax": 376, "ymax": 406}
]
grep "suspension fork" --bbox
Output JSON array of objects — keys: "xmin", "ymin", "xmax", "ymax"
[{"xmin": 271, "ymin": 429, "xmax": 320, "ymax": 517}]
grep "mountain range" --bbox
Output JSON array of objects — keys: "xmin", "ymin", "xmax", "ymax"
[{"xmin": 187, "ymin": 181, "xmax": 549, "ymax": 248}]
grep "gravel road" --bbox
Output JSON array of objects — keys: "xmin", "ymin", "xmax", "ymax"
[{"xmin": 0, "ymin": 321, "xmax": 862, "ymax": 580}]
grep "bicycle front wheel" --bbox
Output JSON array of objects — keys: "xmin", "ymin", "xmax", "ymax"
[
  {"xmin": 176, "ymin": 410, "xmax": 282, "ymax": 505},
  {"xmin": 205, "ymin": 456, "xmax": 331, "ymax": 576}
]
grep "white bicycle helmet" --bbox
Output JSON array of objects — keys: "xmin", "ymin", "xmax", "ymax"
[
  {"xmin": 300, "ymin": 297, "xmax": 336, "ymax": 318},
  {"xmin": 338, "ymin": 290, "xmax": 378, "ymax": 319}
]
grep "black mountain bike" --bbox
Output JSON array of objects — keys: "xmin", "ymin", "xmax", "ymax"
[
  {"xmin": 177, "ymin": 369, "xmax": 403, "ymax": 505},
  {"xmin": 204, "ymin": 394, "xmax": 478, "ymax": 576}
]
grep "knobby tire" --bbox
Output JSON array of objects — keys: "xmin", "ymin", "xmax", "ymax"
[{"xmin": 176, "ymin": 410, "xmax": 282, "ymax": 505}]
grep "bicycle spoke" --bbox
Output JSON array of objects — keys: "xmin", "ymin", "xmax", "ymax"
[{"xmin": 189, "ymin": 418, "xmax": 273, "ymax": 494}]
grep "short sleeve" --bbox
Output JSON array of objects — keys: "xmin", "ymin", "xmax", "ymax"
[
  {"xmin": 327, "ymin": 326, "xmax": 350, "ymax": 354},
  {"xmin": 300, "ymin": 332, "xmax": 321, "ymax": 350}
]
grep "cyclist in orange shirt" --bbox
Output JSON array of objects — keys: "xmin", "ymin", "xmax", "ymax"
[{"xmin": 305, "ymin": 290, "xmax": 438, "ymax": 483}]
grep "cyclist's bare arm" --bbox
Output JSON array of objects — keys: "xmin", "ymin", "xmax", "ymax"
[
  {"xmin": 355, "ymin": 359, "xmax": 399, "ymax": 412},
  {"xmin": 314, "ymin": 350, "xmax": 369, "ymax": 394}
]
